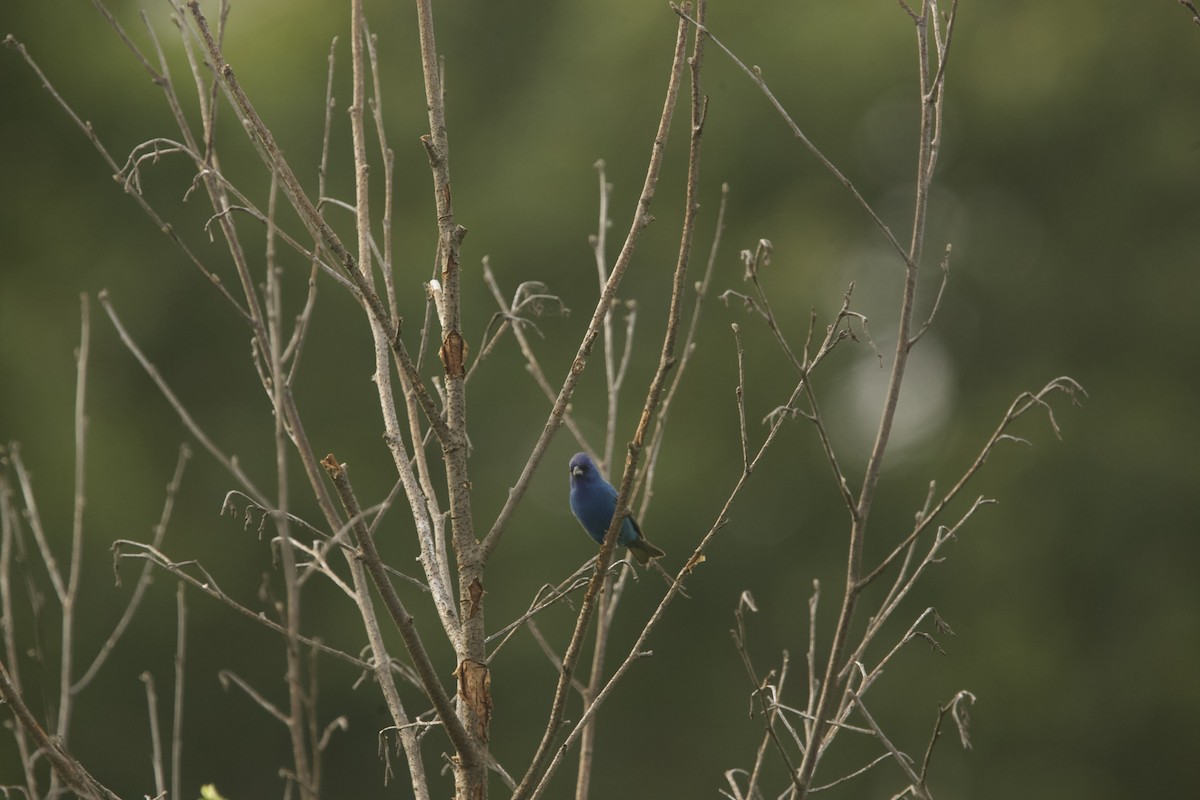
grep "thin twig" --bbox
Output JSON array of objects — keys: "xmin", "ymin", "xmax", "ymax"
[
  {"xmin": 810, "ymin": 753, "xmax": 893, "ymax": 792},
  {"xmin": 1, "ymin": 34, "xmax": 251, "ymax": 319},
  {"xmin": 481, "ymin": 261, "xmax": 597, "ymax": 457},
  {"xmin": 363, "ymin": 21, "xmax": 398, "ymax": 326},
  {"xmin": 0, "ymin": 463, "xmax": 38, "ymax": 795},
  {"xmin": 99, "ymin": 292, "xmax": 267, "ymax": 503},
  {"xmin": 219, "ymin": 669, "xmax": 289, "ymax": 725},
  {"xmin": 591, "ymin": 158, "xmax": 620, "ymax": 469},
  {"xmin": 1179, "ymin": 0, "xmax": 1200, "ymax": 26},
  {"xmin": 485, "ymin": 561, "xmax": 603, "ymax": 656},
  {"xmin": 909, "ymin": 244, "xmax": 952, "ymax": 346},
  {"xmin": 171, "ymin": 583, "xmax": 187, "ymax": 800},
  {"xmin": 110, "ymin": 541, "xmax": 397, "ymax": 678},
  {"xmin": 846, "ymin": 664, "xmax": 929, "ymax": 800},
  {"xmin": 732, "ymin": 591, "xmax": 802, "ymax": 792},
  {"xmin": 733, "ymin": 324, "xmax": 749, "ymax": 471},
  {"xmin": 53, "ymin": 294, "xmax": 91, "ymax": 748},
  {"xmin": 635, "ymin": 181, "xmax": 728, "ymax": 516},
  {"xmin": 142, "ymin": 672, "xmax": 167, "ymax": 798},
  {"xmin": 74, "ymin": 444, "xmax": 192, "ymax": 694},
  {"xmin": 860, "ymin": 376, "xmax": 1085, "ymax": 588},
  {"xmin": 265, "ymin": 164, "xmax": 315, "ymax": 800},
  {"xmin": 669, "ymin": 5, "xmax": 912, "ymax": 268},
  {"xmin": 0, "ymin": 658, "xmax": 122, "ymax": 800}
]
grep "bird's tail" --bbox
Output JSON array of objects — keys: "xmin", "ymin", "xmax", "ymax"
[{"xmin": 628, "ymin": 536, "xmax": 666, "ymax": 565}]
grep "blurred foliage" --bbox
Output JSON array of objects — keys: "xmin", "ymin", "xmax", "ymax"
[{"xmin": 2, "ymin": 1, "xmax": 1199, "ymax": 798}]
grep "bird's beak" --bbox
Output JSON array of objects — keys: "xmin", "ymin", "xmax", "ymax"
[{"xmin": 571, "ymin": 465, "xmax": 584, "ymax": 478}]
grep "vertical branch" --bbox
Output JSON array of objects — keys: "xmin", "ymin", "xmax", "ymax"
[
  {"xmin": 573, "ymin": 576, "xmax": 613, "ymax": 800},
  {"xmin": 345, "ymin": 549, "xmax": 434, "ymax": 800},
  {"xmin": 347, "ymin": 9, "xmax": 440, "ymax": 792},
  {"xmin": 348, "ymin": 2, "xmax": 460, "ymax": 655},
  {"xmin": 590, "ymin": 160, "xmax": 620, "ymax": 469},
  {"xmin": 0, "ymin": 462, "xmax": 37, "ymax": 796},
  {"xmin": 363, "ymin": 21, "xmax": 399, "ymax": 325},
  {"xmin": 411, "ymin": 6, "xmax": 488, "ymax": 794},
  {"xmin": 171, "ymin": 583, "xmax": 187, "ymax": 800},
  {"xmin": 510, "ymin": 15, "xmax": 692, "ymax": 800},
  {"xmin": 628, "ymin": 0, "xmax": 708, "ymax": 468},
  {"xmin": 635, "ymin": 182, "xmax": 727, "ymax": 515},
  {"xmin": 265, "ymin": 173, "xmax": 315, "ymax": 800},
  {"xmin": 57, "ymin": 294, "xmax": 91, "ymax": 746},
  {"xmin": 142, "ymin": 672, "xmax": 166, "ymax": 797},
  {"xmin": 733, "ymin": 323, "xmax": 749, "ymax": 470},
  {"xmin": 804, "ymin": 580, "xmax": 821, "ymax": 743},
  {"xmin": 794, "ymin": 3, "xmax": 957, "ymax": 795}
]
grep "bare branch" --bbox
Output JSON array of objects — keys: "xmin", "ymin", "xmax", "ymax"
[
  {"xmin": 846, "ymin": 664, "xmax": 929, "ymax": 800},
  {"xmin": 0, "ymin": 658, "xmax": 122, "ymax": 800},
  {"xmin": 485, "ymin": 561, "xmax": 605, "ymax": 656},
  {"xmin": 635, "ymin": 181, "xmax": 729, "ymax": 515},
  {"xmin": 74, "ymin": 444, "xmax": 192, "ymax": 694},
  {"xmin": 810, "ymin": 753, "xmax": 892, "ymax": 792},
  {"xmin": 99, "ymin": 292, "xmax": 267, "ymax": 503},
  {"xmin": 733, "ymin": 324, "xmax": 750, "ymax": 471},
  {"xmin": 860, "ymin": 377, "xmax": 1086, "ymax": 588},
  {"xmin": 8, "ymin": 446, "xmax": 65, "ymax": 601},
  {"xmin": 669, "ymin": 6, "xmax": 912, "ymax": 268},
  {"xmin": 219, "ymin": 669, "xmax": 288, "ymax": 725},
  {"xmin": 909, "ymin": 244, "xmax": 952, "ymax": 346},
  {"xmin": 481, "ymin": 261, "xmax": 597, "ymax": 457},
  {"xmin": 320, "ymin": 455, "xmax": 479, "ymax": 772},
  {"xmin": 1179, "ymin": 0, "xmax": 1200, "ymax": 26},
  {"xmin": 918, "ymin": 690, "xmax": 976, "ymax": 788},
  {"xmin": 141, "ymin": 671, "xmax": 167, "ymax": 798},
  {"xmin": 732, "ymin": 591, "xmax": 802, "ymax": 793},
  {"xmin": 171, "ymin": 583, "xmax": 187, "ymax": 800},
  {"xmin": 110, "ymin": 540, "xmax": 397, "ymax": 678},
  {"xmin": 0, "ymin": 459, "xmax": 39, "ymax": 795},
  {"xmin": 1, "ymin": 34, "xmax": 251, "ymax": 318}
]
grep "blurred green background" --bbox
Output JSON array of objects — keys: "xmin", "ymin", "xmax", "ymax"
[{"xmin": 3, "ymin": 1, "xmax": 1199, "ymax": 798}]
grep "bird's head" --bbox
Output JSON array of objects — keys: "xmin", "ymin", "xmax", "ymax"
[{"xmin": 569, "ymin": 452, "xmax": 597, "ymax": 484}]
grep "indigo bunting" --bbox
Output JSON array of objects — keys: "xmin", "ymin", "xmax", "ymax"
[{"xmin": 568, "ymin": 452, "xmax": 665, "ymax": 565}]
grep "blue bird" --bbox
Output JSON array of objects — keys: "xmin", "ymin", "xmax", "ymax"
[{"xmin": 568, "ymin": 452, "xmax": 665, "ymax": 565}]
